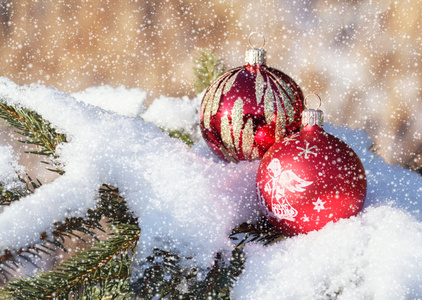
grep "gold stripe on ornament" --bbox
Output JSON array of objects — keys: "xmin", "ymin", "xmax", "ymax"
[
  {"xmin": 271, "ymin": 72, "xmax": 297, "ymax": 104},
  {"xmin": 220, "ymin": 145, "xmax": 239, "ymax": 163},
  {"xmin": 223, "ymin": 68, "xmax": 242, "ymax": 95},
  {"xmin": 280, "ymin": 86, "xmax": 295, "ymax": 125},
  {"xmin": 242, "ymin": 117, "xmax": 254, "ymax": 159},
  {"xmin": 212, "ymin": 74, "xmax": 231, "ymax": 116},
  {"xmin": 220, "ymin": 115, "xmax": 236, "ymax": 154},
  {"xmin": 203, "ymin": 99, "xmax": 213, "ymax": 129},
  {"xmin": 264, "ymin": 77, "xmax": 275, "ymax": 124},
  {"xmin": 255, "ymin": 69, "xmax": 265, "ymax": 105},
  {"xmin": 272, "ymin": 77, "xmax": 295, "ymax": 125},
  {"xmin": 268, "ymin": 72, "xmax": 297, "ymax": 122},
  {"xmin": 275, "ymin": 93, "xmax": 286, "ymax": 142},
  {"xmin": 200, "ymin": 86, "xmax": 212, "ymax": 116},
  {"xmin": 202, "ymin": 81, "xmax": 220, "ymax": 128},
  {"xmin": 251, "ymin": 147, "xmax": 260, "ymax": 160},
  {"xmin": 232, "ymin": 98, "xmax": 244, "ymax": 152}
]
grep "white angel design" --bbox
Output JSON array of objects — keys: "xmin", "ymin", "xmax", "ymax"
[{"xmin": 264, "ymin": 158, "xmax": 313, "ymax": 221}]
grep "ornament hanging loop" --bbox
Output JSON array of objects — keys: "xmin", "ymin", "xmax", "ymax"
[
  {"xmin": 245, "ymin": 33, "xmax": 266, "ymax": 65},
  {"xmin": 303, "ymin": 93, "xmax": 324, "ymax": 128},
  {"xmin": 248, "ymin": 32, "xmax": 266, "ymax": 50},
  {"xmin": 304, "ymin": 92, "xmax": 322, "ymax": 110}
]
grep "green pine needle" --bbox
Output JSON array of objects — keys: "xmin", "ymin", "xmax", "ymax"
[
  {"xmin": 0, "ymin": 184, "xmax": 138, "ymax": 282},
  {"xmin": 1, "ymin": 223, "xmax": 140, "ymax": 300},
  {"xmin": 0, "ymin": 102, "xmax": 67, "ymax": 173},
  {"xmin": 230, "ymin": 216, "xmax": 288, "ymax": 247},
  {"xmin": 193, "ymin": 49, "xmax": 225, "ymax": 94},
  {"xmin": 165, "ymin": 129, "xmax": 195, "ymax": 147}
]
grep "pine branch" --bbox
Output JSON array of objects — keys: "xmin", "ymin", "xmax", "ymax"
[
  {"xmin": 98, "ymin": 185, "xmax": 138, "ymax": 226},
  {"xmin": 0, "ymin": 101, "xmax": 142, "ymax": 294},
  {"xmin": 131, "ymin": 249, "xmax": 190, "ymax": 299},
  {"xmin": 1, "ymin": 223, "xmax": 140, "ymax": 300},
  {"xmin": 133, "ymin": 247, "xmax": 245, "ymax": 300},
  {"xmin": 0, "ymin": 174, "xmax": 43, "ymax": 206},
  {"xmin": 187, "ymin": 248, "xmax": 245, "ymax": 300},
  {"xmin": 0, "ymin": 102, "xmax": 67, "ymax": 173},
  {"xmin": 0, "ymin": 184, "xmax": 137, "ymax": 282},
  {"xmin": 0, "ymin": 183, "xmax": 28, "ymax": 206},
  {"xmin": 193, "ymin": 49, "xmax": 225, "ymax": 94},
  {"xmin": 165, "ymin": 129, "xmax": 194, "ymax": 147},
  {"xmin": 132, "ymin": 216, "xmax": 287, "ymax": 299},
  {"xmin": 230, "ymin": 216, "xmax": 288, "ymax": 247},
  {"xmin": 0, "ymin": 213, "xmax": 105, "ymax": 283}
]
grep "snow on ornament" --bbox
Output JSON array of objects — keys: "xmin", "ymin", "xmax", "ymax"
[
  {"xmin": 199, "ymin": 33, "xmax": 304, "ymax": 162},
  {"xmin": 256, "ymin": 93, "xmax": 367, "ymax": 235}
]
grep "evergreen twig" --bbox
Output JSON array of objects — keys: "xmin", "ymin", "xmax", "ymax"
[
  {"xmin": 193, "ymin": 49, "xmax": 225, "ymax": 94},
  {"xmin": 187, "ymin": 248, "xmax": 245, "ymax": 300},
  {"xmin": 230, "ymin": 216, "xmax": 288, "ymax": 247},
  {"xmin": 0, "ymin": 184, "xmax": 137, "ymax": 281},
  {"xmin": 132, "ymin": 247, "xmax": 245, "ymax": 300},
  {"xmin": 0, "ymin": 176, "xmax": 38, "ymax": 206},
  {"xmin": 165, "ymin": 128, "xmax": 195, "ymax": 147},
  {"xmin": 131, "ymin": 249, "xmax": 191, "ymax": 299},
  {"xmin": 0, "ymin": 102, "xmax": 67, "ymax": 173},
  {"xmin": 1, "ymin": 223, "xmax": 140, "ymax": 300},
  {"xmin": 0, "ymin": 101, "xmax": 142, "ymax": 294}
]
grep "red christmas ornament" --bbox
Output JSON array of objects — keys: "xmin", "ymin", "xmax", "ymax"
[
  {"xmin": 199, "ymin": 33, "xmax": 304, "ymax": 162},
  {"xmin": 256, "ymin": 94, "xmax": 367, "ymax": 235}
]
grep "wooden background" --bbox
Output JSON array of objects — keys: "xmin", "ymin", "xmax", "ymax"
[{"xmin": 0, "ymin": 0, "xmax": 421, "ymax": 167}]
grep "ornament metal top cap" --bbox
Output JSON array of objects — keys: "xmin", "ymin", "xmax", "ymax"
[
  {"xmin": 302, "ymin": 93, "xmax": 324, "ymax": 128},
  {"xmin": 245, "ymin": 32, "xmax": 266, "ymax": 65}
]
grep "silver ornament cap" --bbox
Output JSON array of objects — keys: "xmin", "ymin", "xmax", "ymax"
[
  {"xmin": 302, "ymin": 93, "xmax": 324, "ymax": 128},
  {"xmin": 302, "ymin": 109, "xmax": 324, "ymax": 128},
  {"xmin": 245, "ymin": 49, "xmax": 266, "ymax": 65},
  {"xmin": 245, "ymin": 32, "xmax": 266, "ymax": 65}
]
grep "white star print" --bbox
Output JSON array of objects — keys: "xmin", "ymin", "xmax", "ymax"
[
  {"xmin": 282, "ymin": 133, "xmax": 300, "ymax": 145},
  {"xmin": 301, "ymin": 214, "xmax": 310, "ymax": 222},
  {"xmin": 297, "ymin": 141, "xmax": 317, "ymax": 159},
  {"xmin": 312, "ymin": 198, "xmax": 326, "ymax": 212}
]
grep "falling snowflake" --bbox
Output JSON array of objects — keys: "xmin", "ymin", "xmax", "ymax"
[{"xmin": 297, "ymin": 141, "xmax": 318, "ymax": 159}]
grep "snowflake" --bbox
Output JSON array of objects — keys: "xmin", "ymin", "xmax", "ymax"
[
  {"xmin": 282, "ymin": 133, "xmax": 300, "ymax": 145},
  {"xmin": 301, "ymin": 214, "xmax": 310, "ymax": 222},
  {"xmin": 297, "ymin": 142, "xmax": 317, "ymax": 159},
  {"xmin": 312, "ymin": 198, "xmax": 326, "ymax": 212}
]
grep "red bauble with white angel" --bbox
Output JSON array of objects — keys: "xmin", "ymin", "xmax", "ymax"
[{"xmin": 256, "ymin": 98, "xmax": 367, "ymax": 235}]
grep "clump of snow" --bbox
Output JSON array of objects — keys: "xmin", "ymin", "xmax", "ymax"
[
  {"xmin": 72, "ymin": 85, "xmax": 147, "ymax": 117},
  {"xmin": 0, "ymin": 145, "xmax": 24, "ymax": 189},
  {"xmin": 0, "ymin": 78, "xmax": 258, "ymax": 268},
  {"xmin": 142, "ymin": 94, "xmax": 200, "ymax": 130},
  {"xmin": 0, "ymin": 78, "xmax": 421, "ymax": 298},
  {"xmin": 141, "ymin": 93, "xmax": 202, "ymax": 142},
  {"xmin": 233, "ymin": 206, "xmax": 422, "ymax": 299}
]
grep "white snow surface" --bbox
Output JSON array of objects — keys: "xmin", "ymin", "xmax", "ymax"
[
  {"xmin": 233, "ymin": 207, "xmax": 422, "ymax": 300},
  {"xmin": 72, "ymin": 85, "xmax": 147, "ymax": 117},
  {"xmin": 0, "ymin": 78, "xmax": 421, "ymax": 298},
  {"xmin": 0, "ymin": 145, "xmax": 24, "ymax": 189},
  {"xmin": 0, "ymin": 78, "xmax": 259, "ymax": 268},
  {"xmin": 141, "ymin": 94, "xmax": 201, "ymax": 131}
]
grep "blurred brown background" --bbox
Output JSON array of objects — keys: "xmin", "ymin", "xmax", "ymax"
[{"xmin": 0, "ymin": 0, "xmax": 421, "ymax": 168}]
